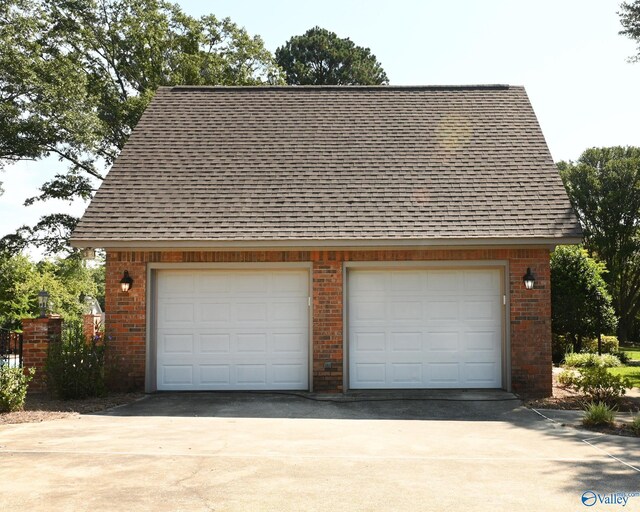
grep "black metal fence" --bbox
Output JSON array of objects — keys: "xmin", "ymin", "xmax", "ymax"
[{"xmin": 0, "ymin": 329, "xmax": 23, "ymax": 368}]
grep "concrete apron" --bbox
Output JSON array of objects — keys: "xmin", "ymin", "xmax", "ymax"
[{"xmin": 1, "ymin": 392, "xmax": 639, "ymax": 512}]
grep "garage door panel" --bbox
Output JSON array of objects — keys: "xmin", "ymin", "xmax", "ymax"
[
  {"xmin": 161, "ymin": 365, "xmax": 193, "ymax": 386},
  {"xmin": 236, "ymin": 302, "xmax": 267, "ymax": 322},
  {"xmin": 195, "ymin": 273, "xmax": 229, "ymax": 293},
  {"xmin": 162, "ymin": 334, "xmax": 194, "ymax": 354},
  {"xmin": 428, "ymin": 363, "xmax": 460, "ymax": 385},
  {"xmin": 426, "ymin": 300, "xmax": 458, "ymax": 320},
  {"xmin": 199, "ymin": 302, "xmax": 231, "ymax": 323},
  {"xmin": 199, "ymin": 365, "xmax": 230, "ymax": 385},
  {"xmin": 161, "ymin": 303, "xmax": 194, "ymax": 324},
  {"xmin": 354, "ymin": 332, "xmax": 386, "ymax": 352},
  {"xmin": 349, "ymin": 268, "xmax": 503, "ymax": 389},
  {"xmin": 236, "ymin": 364, "xmax": 267, "ymax": 385},
  {"xmin": 272, "ymin": 364, "xmax": 306, "ymax": 384},
  {"xmin": 465, "ymin": 362, "xmax": 499, "ymax": 384},
  {"xmin": 465, "ymin": 331, "xmax": 499, "ymax": 351},
  {"xmin": 390, "ymin": 332, "xmax": 422, "ymax": 351},
  {"xmin": 199, "ymin": 334, "xmax": 230, "ymax": 353},
  {"xmin": 272, "ymin": 272, "xmax": 308, "ymax": 293},
  {"xmin": 272, "ymin": 301, "xmax": 306, "ymax": 322},
  {"xmin": 426, "ymin": 271, "xmax": 461, "ymax": 292},
  {"xmin": 391, "ymin": 301, "xmax": 422, "ymax": 321},
  {"xmin": 390, "ymin": 271, "xmax": 423, "ymax": 291},
  {"xmin": 391, "ymin": 363, "xmax": 422, "ymax": 384},
  {"xmin": 354, "ymin": 363, "xmax": 386, "ymax": 385},
  {"xmin": 158, "ymin": 273, "xmax": 195, "ymax": 295},
  {"xmin": 272, "ymin": 332, "xmax": 307, "ymax": 353},
  {"xmin": 236, "ymin": 333, "xmax": 267, "ymax": 353},
  {"xmin": 157, "ymin": 269, "xmax": 309, "ymax": 391},
  {"xmin": 351, "ymin": 301, "xmax": 385, "ymax": 322}
]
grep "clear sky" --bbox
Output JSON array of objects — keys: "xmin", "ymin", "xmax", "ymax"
[{"xmin": 1, "ymin": 0, "xmax": 638, "ymax": 254}]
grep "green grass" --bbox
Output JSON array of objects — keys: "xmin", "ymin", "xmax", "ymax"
[
  {"xmin": 620, "ymin": 346, "xmax": 640, "ymax": 361},
  {"xmin": 609, "ymin": 366, "xmax": 640, "ymax": 388}
]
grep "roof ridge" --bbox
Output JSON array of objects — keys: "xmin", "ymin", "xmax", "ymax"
[{"xmin": 165, "ymin": 84, "xmax": 514, "ymax": 92}]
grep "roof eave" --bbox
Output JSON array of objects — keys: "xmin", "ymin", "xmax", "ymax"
[{"xmin": 70, "ymin": 236, "xmax": 583, "ymax": 251}]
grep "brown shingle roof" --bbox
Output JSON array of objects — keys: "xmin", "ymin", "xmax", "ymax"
[{"xmin": 71, "ymin": 85, "xmax": 581, "ymax": 247}]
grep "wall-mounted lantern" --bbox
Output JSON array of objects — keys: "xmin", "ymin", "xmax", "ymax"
[
  {"xmin": 120, "ymin": 270, "xmax": 133, "ymax": 292},
  {"xmin": 37, "ymin": 289, "xmax": 50, "ymax": 318},
  {"xmin": 523, "ymin": 268, "xmax": 535, "ymax": 290}
]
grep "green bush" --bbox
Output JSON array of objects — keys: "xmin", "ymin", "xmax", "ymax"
[
  {"xmin": 582, "ymin": 401, "xmax": 616, "ymax": 427},
  {"xmin": 552, "ymin": 335, "xmax": 573, "ymax": 365},
  {"xmin": 0, "ymin": 366, "xmax": 34, "ymax": 412},
  {"xmin": 46, "ymin": 321, "xmax": 107, "ymax": 400},
  {"xmin": 571, "ymin": 366, "xmax": 631, "ymax": 405},
  {"xmin": 584, "ymin": 335, "xmax": 620, "ymax": 354},
  {"xmin": 630, "ymin": 416, "xmax": 640, "ymax": 436},
  {"xmin": 610, "ymin": 350, "xmax": 630, "ymax": 364},
  {"xmin": 563, "ymin": 352, "xmax": 621, "ymax": 368},
  {"xmin": 557, "ymin": 368, "xmax": 579, "ymax": 387}
]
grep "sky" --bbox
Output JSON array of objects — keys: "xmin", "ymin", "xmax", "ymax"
[{"xmin": 1, "ymin": 0, "xmax": 639, "ymax": 257}]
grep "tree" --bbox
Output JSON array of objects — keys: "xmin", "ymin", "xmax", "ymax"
[
  {"xmin": 620, "ymin": 1, "xmax": 640, "ymax": 62},
  {"xmin": 550, "ymin": 246, "xmax": 617, "ymax": 352},
  {"xmin": 275, "ymin": 26, "xmax": 388, "ymax": 85},
  {"xmin": 0, "ymin": 0, "xmax": 283, "ymax": 255},
  {"xmin": 0, "ymin": 252, "xmax": 101, "ymax": 331},
  {"xmin": 558, "ymin": 147, "xmax": 640, "ymax": 341}
]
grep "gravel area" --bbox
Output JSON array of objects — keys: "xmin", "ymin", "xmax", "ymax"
[{"xmin": 0, "ymin": 392, "xmax": 145, "ymax": 425}]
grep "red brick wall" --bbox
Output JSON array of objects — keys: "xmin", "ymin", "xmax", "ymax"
[
  {"xmin": 106, "ymin": 248, "xmax": 551, "ymax": 396},
  {"xmin": 22, "ymin": 317, "xmax": 63, "ymax": 392}
]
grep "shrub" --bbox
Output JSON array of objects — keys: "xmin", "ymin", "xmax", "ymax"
[
  {"xmin": 630, "ymin": 416, "xmax": 640, "ymax": 436},
  {"xmin": 582, "ymin": 401, "xmax": 616, "ymax": 427},
  {"xmin": 571, "ymin": 366, "xmax": 631, "ymax": 405},
  {"xmin": 563, "ymin": 352, "xmax": 621, "ymax": 368},
  {"xmin": 584, "ymin": 335, "xmax": 620, "ymax": 354},
  {"xmin": 610, "ymin": 350, "xmax": 630, "ymax": 364},
  {"xmin": 557, "ymin": 368, "xmax": 579, "ymax": 387},
  {"xmin": 552, "ymin": 335, "xmax": 573, "ymax": 365},
  {"xmin": 46, "ymin": 321, "xmax": 107, "ymax": 400},
  {"xmin": 0, "ymin": 367, "xmax": 34, "ymax": 412}
]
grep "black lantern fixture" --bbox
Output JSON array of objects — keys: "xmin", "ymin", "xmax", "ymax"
[
  {"xmin": 523, "ymin": 268, "xmax": 535, "ymax": 290},
  {"xmin": 37, "ymin": 289, "xmax": 50, "ymax": 318},
  {"xmin": 120, "ymin": 270, "xmax": 133, "ymax": 292}
]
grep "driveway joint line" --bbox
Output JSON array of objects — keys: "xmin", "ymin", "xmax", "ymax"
[
  {"xmin": 0, "ymin": 448, "xmax": 610, "ymax": 462},
  {"xmin": 581, "ymin": 438, "xmax": 640, "ymax": 473}
]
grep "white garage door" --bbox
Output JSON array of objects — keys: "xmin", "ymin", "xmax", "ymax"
[
  {"xmin": 348, "ymin": 268, "xmax": 503, "ymax": 389},
  {"xmin": 156, "ymin": 269, "xmax": 309, "ymax": 390}
]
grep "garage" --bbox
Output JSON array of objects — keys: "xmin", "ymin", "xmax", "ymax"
[
  {"xmin": 348, "ymin": 267, "xmax": 504, "ymax": 389},
  {"xmin": 155, "ymin": 268, "xmax": 310, "ymax": 391}
]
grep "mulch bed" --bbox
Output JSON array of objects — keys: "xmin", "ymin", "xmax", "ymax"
[
  {"xmin": 0, "ymin": 392, "xmax": 145, "ymax": 425},
  {"xmin": 525, "ymin": 372, "xmax": 640, "ymax": 413}
]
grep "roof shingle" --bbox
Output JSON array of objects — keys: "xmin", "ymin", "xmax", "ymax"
[{"xmin": 71, "ymin": 85, "xmax": 581, "ymax": 247}]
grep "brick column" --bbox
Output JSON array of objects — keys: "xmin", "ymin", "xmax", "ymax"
[
  {"xmin": 312, "ymin": 253, "xmax": 344, "ymax": 393},
  {"xmin": 21, "ymin": 316, "xmax": 63, "ymax": 392},
  {"xmin": 83, "ymin": 314, "xmax": 102, "ymax": 340}
]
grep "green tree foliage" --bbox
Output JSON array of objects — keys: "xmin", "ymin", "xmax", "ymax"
[
  {"xmin": 558, "ymin": 147, "xmax": 640, "ymax": 341},
  {"xmin": 620, "ymin": 1, "xmax": 640, "ymax": 62},
  {"xmin": 275, "ymin": 26, "xmax": 388, "ymax": 85},
  {"xmin": 0, "ymin": 252, "xmax": 101, "ymax": 331},
  {"xmin": 0, "ymin": 0, "xmax": 282, "ymax": 254},
  {"xmin": 550, "ymin": 246, "xmax": 617, "ymax": 352}
]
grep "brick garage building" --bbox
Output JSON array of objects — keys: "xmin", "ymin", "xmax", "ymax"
[{"xmin": 71, "ymin": 86, "xmax": 580, "ymax": 397}]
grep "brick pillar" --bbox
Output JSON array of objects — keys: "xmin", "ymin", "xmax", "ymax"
[
  {"xmin": 312, "ymin": 253, "xmax": 344, "ymax": 393},
  {"xmin": 21, "ymin": 316, "xmax": 63, "ymax": 392},
  {"xmin": 83, "ymin": 314, "xmax": 102, "ymax": 340}
]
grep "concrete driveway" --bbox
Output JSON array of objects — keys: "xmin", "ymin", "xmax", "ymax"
[{"xmin": 1, "ymin": 391, "xmax": 639, "ymax": 511}]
